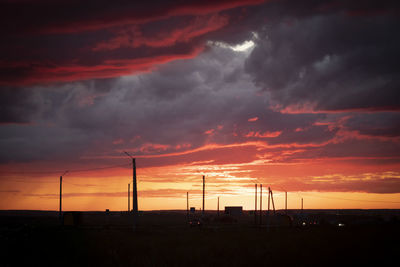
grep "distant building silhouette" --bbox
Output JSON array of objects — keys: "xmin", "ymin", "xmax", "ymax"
[{"xmin": 225, "ymin": 206, "xmax": 243, "ymax": 216}]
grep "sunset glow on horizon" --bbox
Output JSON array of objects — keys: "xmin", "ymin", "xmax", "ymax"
[{"xmin": 1, "ymin": 0, "xmax": 400, "ymax": 211}]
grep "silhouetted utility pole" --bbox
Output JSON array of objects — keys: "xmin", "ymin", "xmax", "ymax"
[
  {"xmin": 132, "ymin": 159, "xmax": 138, "ymax": 213},
  {"xmin": 217, "ymin": 196, "xmax": 220, "ymax": 216},
  {"xmin": 267, "ymin": 186, "xmax": 271, "ymax": 216},
  {"xmin": 285, "ymin": 191, "xmax": 287, "ymax": 213},
  {"xmin": 260, "ymin": 184, "xmax": 262, "ymax": 225},
  {"xmin": 124, "ymin": 151, "xmax": 138, "ymax": 229},
  {"xmin": 59, "ymin": 171, "xmax": 68, "ymax": 222},
  {"xmin": 187, "ymin": 192, "xmax": 189, "ymax": 218},
  {"xmin": 270, "ymin": 188, "xmax": 275, "ymax": 214},
  {"xmin": 255, "ymin": 184, "xmax": 257, "ymax": 225},
  {"xmin": 128, "ymin": 183, "xmax": 130, "ymax": 212},
  {"xmin": 202, "ymin": 175, "xmax": 205, "ymax": 216},
  {"xmin": 124, "ymin": 152, "xmax": 138, "ymax": 213},
  {"xmin": 59, "ymin": 175, "xmax": 62, "ymax": 218}
]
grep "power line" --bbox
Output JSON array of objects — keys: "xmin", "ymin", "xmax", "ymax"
[
  {"xmin": 5, "ymin": 179, "xmax": 58, "ymax": 184},
  {"xmin": 62, "ymin": 181, "xmax": 97, "ymax": 187},
  {"xmin": 0, "ymin": 163, "xmax": 131, "ymax": 175},
  {"xmin": 67, "ymin": 163, "xmax": 132, "ymax": 173}
]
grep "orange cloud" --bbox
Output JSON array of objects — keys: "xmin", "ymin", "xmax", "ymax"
[
  {"xmin": 248, "ymin": 117, "xmax": 258, "ymax": 122},
  {"xmin": 245, "ymin": 131, "xmax": 282, "ymax": 138}
]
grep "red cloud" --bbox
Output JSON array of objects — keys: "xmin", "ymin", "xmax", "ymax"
[
  {"xmin": 0, "ymin": 0, "xmax": 265, "ymax": 35},
  {"xmin": 93, "ymin": 14, "xmax": 229, "ymax": 51},
  {"xmin": 273, "ymin": 103, "xmax": 400, "ymax": 114},
  {"xmin": 0, "ymin": 0, "xmax": 266, "ymax": 86},
  {"xmin": 40, "ymin": 0, "xmax": 265, "ymax": 34},
  {"xmin": 1, "ymin": 46, "xmax": 204, "ymax": 85},
  {"xmin": 245, "ymin": 131, "xmax": 282, "ymax": 138},
  {"xmin": 204, "ymin": 129, "xmax": 215, "ymax": 135}
]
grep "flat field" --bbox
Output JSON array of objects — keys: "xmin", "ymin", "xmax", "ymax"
[{"xmin": 0, "ymin": 211, "xmax": 398, "ymax": 267}]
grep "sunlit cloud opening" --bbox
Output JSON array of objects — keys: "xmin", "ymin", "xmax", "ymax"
[
  {"xmin": 230, "ymin": 40, "xmax": 255, "ymax": 51},
  {"xmin": 208, "ymin": 40, "xmax": 255, "ymax": 52}
]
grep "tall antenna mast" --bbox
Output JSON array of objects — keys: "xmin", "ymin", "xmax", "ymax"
[
  {"xmin": 124, "ymin": 151, "xmax": 138, "ymax": 229},
  {"xmin": 124, "ymin": 151, "xmax": 138, "ymax": 214}
]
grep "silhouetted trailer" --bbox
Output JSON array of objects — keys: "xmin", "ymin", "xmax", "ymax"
[{"xmin": 225, "ymin": 206, "xmax": 243, "ymax": 216}]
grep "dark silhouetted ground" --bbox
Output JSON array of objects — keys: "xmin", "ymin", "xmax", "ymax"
[{"xmin": 0, "ymin": 210, "xmax": 398, "ymax": 266}]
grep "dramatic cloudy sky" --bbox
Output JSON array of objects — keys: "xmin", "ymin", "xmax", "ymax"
[{"xmin": 1, "ymin": 0, "xmax": 399, "ymax": 211}]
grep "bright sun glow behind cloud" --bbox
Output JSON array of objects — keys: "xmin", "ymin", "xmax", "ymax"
[
  {"xmin": 209, "ymin": 40, "xmax": 255, "ymax": 52},
  {"xmin": 230, "ymin": 40, "xmax": 255, "ymax": 51}
]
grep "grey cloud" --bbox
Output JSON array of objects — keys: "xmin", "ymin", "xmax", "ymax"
[
  {"xmin": 245, "ymin": 10, "xmax": 400, "ymax": 111},
  {"xmin": 1, "ymin": 1, "xmax": 400, "ymax": 168},
  {"xmin": 0, "ymin": 124, "xmax": 91, "ymax": 163},
  {"xmin": 0, "ymin": 44, "xmax": 332, "ymax": 164},
  {"xmin": 345, "ymin": 112, "xmax": 400, "ymax": 138},
  {"xmin": 0, "ymin": 87, "xmax": 39, "ymax": 124}
]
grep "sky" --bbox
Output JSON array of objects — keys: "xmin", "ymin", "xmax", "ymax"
[{"xmin": 1, "ymin": 0, "xmax": 400, "ymax": 211}]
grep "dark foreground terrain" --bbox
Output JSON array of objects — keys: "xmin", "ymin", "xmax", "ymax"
[{"xmin": 0, "ymin": 210, "xmax": 399, "ymax": 267}]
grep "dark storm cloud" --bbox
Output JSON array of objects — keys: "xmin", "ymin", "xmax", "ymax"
[
  {"xmin": 0, "ymin": 0, "xmax": 264, "ymax": 85},
  {"xmin": 244, "ymin": 1, "xmax": 400, "ymax": 112},
  {"xmin": 0, "ymin": 123, "xmax": 92, "ymax": 163},
  {"xmin": 0, "ymin": 0, "xmax": 399, "ymax": 175},
  {"xmin": 0, "ymin": 87, "xmax": 38, "ymax": 124},
  {"xmin": 0, "ymin": 45, "xmax": 332, "ymax": 164},
  {"xmin": 344, "ymin": 112, "xmax": 400, "ymax": 138},
  {"xmin": 0, "ymin": 77, "xmax": 116, "ymax": 124},
  {"xmin": 0, "ymin": 46, "xmax": 247, "ymax": 161},
  {"xmin": 0, "ymin": 0, "xmax": 264, "ymax": 35}
]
